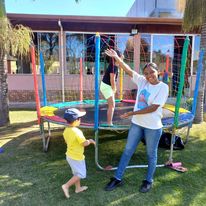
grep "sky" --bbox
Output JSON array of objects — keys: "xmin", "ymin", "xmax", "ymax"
[{"xmin": 5, "ymin": 0, "xmax": 135, "ymax": 17}]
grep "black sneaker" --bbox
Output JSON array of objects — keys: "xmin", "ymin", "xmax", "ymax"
[
  {"xmin": 104, "ymin": 177, "xmax": 123, "ymax": 191},
  {"xmin": 139, "ymin": 180, "xmax": 152, "ymax": 193}
]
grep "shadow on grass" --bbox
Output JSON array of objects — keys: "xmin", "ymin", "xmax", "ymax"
[
  {"xmin": 0, "ymin": 126, "xmax": 206, "ymax": 206},
  {"xmin": 0, "ymin": 120, "xmax": 38, "ymax": 134}
]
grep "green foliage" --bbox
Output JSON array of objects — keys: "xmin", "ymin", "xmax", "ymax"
[
  {"xmin": 0, "ymin": 17, "xmax": 33, "ymax": 59},
  {"xmin": 0, "ymin": 17, "xmax": 11, "ymax": 58},
  {"xmin": 183, "ymin": 0, "xmax": 206, "ymax": 31},
  {"xmin": 186, "ymin": 98, "xmax": 193, "ymax": 111},
  {"xmin": 0, "ymin": 0, "xmax": 6, "ymax": 17}
]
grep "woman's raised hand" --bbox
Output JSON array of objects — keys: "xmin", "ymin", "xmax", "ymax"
[{"xmin": 105, "ymin": 49, "xmax": 118, "ymax": 58}]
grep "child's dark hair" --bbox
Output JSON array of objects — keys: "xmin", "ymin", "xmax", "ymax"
[{"xmin": 143, "ymin": 62, "xmax": 158, "ymax": 71}]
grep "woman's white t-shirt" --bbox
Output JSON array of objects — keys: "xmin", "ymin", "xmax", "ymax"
[{"xmin": 131, "ymin": 72, "xmax": 169, "ymax": 129}]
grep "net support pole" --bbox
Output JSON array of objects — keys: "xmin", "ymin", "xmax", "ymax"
[
  {"xmin": 174, "ymin": 36, "xmax": 190, "ymax": 128},
  {"xmin": 119, "ymin": 68, "xmax": 123, "ymax": 100},
  {"xmin": 30, "ymin": 46, "xmax": 41, "ymax": 125},
  {"xmin": 169, "ymin": 36, "xmax": 190, "ymax": 162},
  {"xmin": 94, "ymin": 33, "xmax": 100, "ymax": 130},
  {"xmin": 166, "ymin": 50, "xmax": 169, "ymax": 72},
  {"xmin": 80, "ymin": 57, "xmax": 83, "ymax": 101},
  {"xmin": 58, "ymin": 20, "xmax": 65, "ymax": 102},
  {"xmin": 40, "ymin": 52, "xmax": 47, "ymax": 106},
  {"xmin": 191, "ymin": 49, "xmax": 205, "ymax": 117},
  {"xmin": 184, "ymin": 49, "xmax": 205, "ymax": 144},
  {"xmin": 94, "ymin": 33, "xmax": 102, "ymax": 169}
]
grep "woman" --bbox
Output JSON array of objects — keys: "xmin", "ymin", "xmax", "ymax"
[
  {"xmin": 104, "ymin": 49, "xmax": 169, "ymax": 193},
  {"xmin": 100, "ymin": 50, "xmax": 122, "ymax": 126}
]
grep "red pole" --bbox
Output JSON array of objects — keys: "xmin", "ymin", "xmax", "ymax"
[
  {"xmin": 30, "ymin": 46, "xmax": 41, "ymax": 125},
  {"xmin": 166, "ymin": 50, "xmax": 170, "ymax": 72},
  {"xmin": 80, "ymin": 57, "xmax": 83, "ymax": 101}
]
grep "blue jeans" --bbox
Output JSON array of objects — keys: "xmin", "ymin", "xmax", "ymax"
[{"xmin": 114, "ymin": 123, "xmax": 162, "ymax": 183}]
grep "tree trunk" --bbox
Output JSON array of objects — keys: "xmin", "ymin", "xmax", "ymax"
[
  {"xmin": 0, "ymin": 0, "xmax": 10, "ymax": 127},
  {"xmin": 194, "ymin": 21, "xmax": 206, "ymax": 123},
  {"xmin": 0, "ymin": 54, "xmax": 10, "ymax": 126}
]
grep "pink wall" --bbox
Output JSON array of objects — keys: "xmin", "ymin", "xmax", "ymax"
[
  {"xmin": 8, "ymin": 74, "xmax": 136, "ymax": 91},
  {"xmin": 7, "ymin": 74, "xmax": 201, "ymax": 103}
]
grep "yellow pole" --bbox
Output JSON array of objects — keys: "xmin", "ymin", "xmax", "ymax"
[{"xmin": 119, "ymin": 67, "xmax": 123, "ymax": 100}]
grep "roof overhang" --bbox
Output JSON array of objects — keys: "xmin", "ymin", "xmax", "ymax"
[{"xmin": 7, "ymin": 13, "xmax": 198, "ymax": 34}]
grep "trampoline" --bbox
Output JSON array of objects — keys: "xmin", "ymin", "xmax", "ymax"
[
  {"xmin": 40, "ymin": 99, "xmax": 194, "ymax": 151},
  {"xmin": 30, "ymin": 35, "xmax": 204, "ymax": 171}
]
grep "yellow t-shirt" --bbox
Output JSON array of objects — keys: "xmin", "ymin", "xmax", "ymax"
[{"xmin": 63, "ymin": 127, "xmax": 86, "ymax": 160}]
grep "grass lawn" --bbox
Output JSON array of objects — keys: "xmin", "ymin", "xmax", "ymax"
[{"xmin": 0, "ymin": 110, "xmax": 206, "ymax": 206}]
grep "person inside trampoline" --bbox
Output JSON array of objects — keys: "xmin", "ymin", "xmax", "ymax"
[
  {"xmin": 100, "ymin": 50, "xmax": 123, "ymax": 126},
  {"xmin": 104, "ymin": 49, "xmax": 169, "ymax": 193}
]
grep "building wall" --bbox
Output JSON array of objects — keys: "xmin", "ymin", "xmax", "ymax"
[
  {"xmin": 127, "ymin": 0, "xmax": 182, "ymax": 17},
  {"xmin": 8, "ymin": 74, "xmax": 136, "ymax": 105},
  {"xmin": 8, "ymin": 72, "xmax": 201, "ymax": 106},
  {"xmin": 127, "ymin": 0, "xmax": 154, "ymax": 17}
]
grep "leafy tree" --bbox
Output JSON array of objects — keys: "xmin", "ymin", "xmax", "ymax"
[
  {"xmin": 0, "ymin": 0, "xmax": 33, "ymax": 126},
  {"xmin": 0, "ymin": 0, "xmax": 80, "ymax": 126},
  {"xmin": 179, "ymin": 0, "xmax": 206, "ymax": 123}
]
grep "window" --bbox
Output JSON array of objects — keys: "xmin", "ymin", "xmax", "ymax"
[
  {"xmin": 152, "ymin": 34, "xmax": 193, "ymax": 96},
  {"xmin": 35, "ymin": 32, "xmax": 60, "ymax": 74},
  {"xmin": 65, "ymin": 33, "xmax": 85, "ymax": 74},
  {"xmin": 140, "ymin": 34, "xmax": 151, "ymax": 73},
  {"xmin": 65, "ymin": 33, "xmax": 118, "ymax": 75},
  {"xmin": 152, "ymin": 35, "xmax": 174, "ymax": 74},
  {"xmin": 117, "ymin": 34, "xmax": 134, "ymax": 71},
  {"xmin": 8, "ymin": 32, "xmax": 59, "ymax": 74},
  {"xmin": 192, "ymin": 35, "xmax": 201, "ymax": 75}
]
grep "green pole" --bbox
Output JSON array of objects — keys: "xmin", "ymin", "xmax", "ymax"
[{"xmin": 174, "ymin": 36, "xmax": 190, "ymax": 128}]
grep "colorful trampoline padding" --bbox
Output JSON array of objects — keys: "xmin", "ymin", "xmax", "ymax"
[
  {"xmin": 40, "ymin": 100, "xmax": 194, "ymax": 130},
  {"xmin": 164, "ymin": 104, "xmax": 189, "ymax": 113},
  {"xmin": 40, "ymin": 106, "xmax": 58, "ymax": 116}
]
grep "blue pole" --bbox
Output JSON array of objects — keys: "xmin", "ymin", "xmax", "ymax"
[
  {"xmin": 94, "ymin": 33, "xmax": 100, "ymax": 130},
  {"xmin": 191, "ymin": 49, "xmax": 205, "ymax": 116},
  {"xmin": 40, "ymin": 52, "xmax": 47, "ymax": 106}
]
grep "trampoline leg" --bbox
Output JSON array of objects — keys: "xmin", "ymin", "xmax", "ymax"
[
  {"xmin": 94, "ymin": 130, "xmax": 104, "ymax": 170},
  {"xmin": 40, "ymin": 121, "xmax": 51, "ymax": 152},
  {"xmin": 40, "ymin": 122, "xmax": 46, "ymax": 152},
  {"xmin": 184, "ymin": 126, "xmax": 191, "ymax": 144},
  {"xmin": 45, "ymin": 122, "xmax": 51, "ymax": 150},
  {"xmin": 168, "ymin": 131, "xmax": 175, "ymax": 163}
]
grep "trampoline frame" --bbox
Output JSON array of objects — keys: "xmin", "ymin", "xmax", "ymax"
[{"xmin": 39, "ymin": 101, "xmax": 194, "ymax": 171}]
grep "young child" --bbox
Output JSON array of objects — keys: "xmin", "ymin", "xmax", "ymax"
[{"xmin": 61, "ymin": 108, "xmax": 96, "ymax": 198}]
